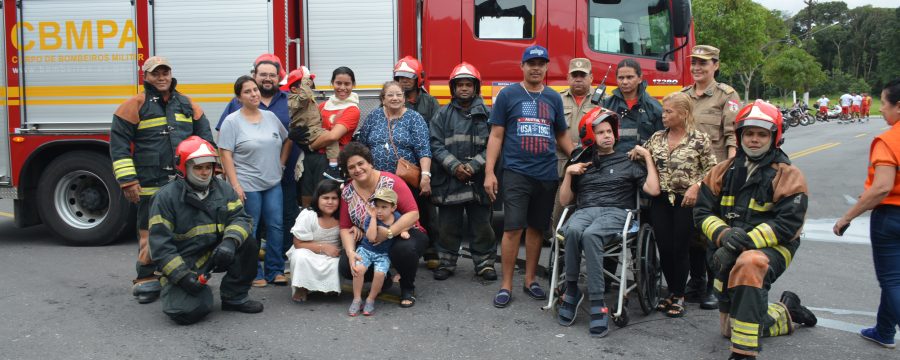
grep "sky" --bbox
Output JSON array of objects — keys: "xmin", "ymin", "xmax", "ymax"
[{"xmin": 754, "ymin": 0, "xmax": 897, "ymax": 16}]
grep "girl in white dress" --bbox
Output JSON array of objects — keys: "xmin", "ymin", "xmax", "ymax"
[{"xmin": 286, "ymin": 180, "xmax": 342, "ymax": 302}]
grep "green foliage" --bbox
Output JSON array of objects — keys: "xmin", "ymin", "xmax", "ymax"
[
  {"xmin": 692, "ymin": 0, "xmax": 768, "ymax": 78},
  {"xmin": 762, "ymin": 47, "xmax": 827, "ymax": 93}
]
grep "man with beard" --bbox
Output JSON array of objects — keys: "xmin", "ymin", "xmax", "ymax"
[
  {"xmin": 429, "ymin": 62, "xmax": 497, "ymax": 281},
  {"xmin": 149, "ymin": 136, "xmax": 263, "ymax": 325},
  {"xmin": 485, "ymin": 45, "xmax": 575, "ymax": 308},
  {"xmin": 216, "ymin": 55, "xmax": 301, "ymax": 280},
  {"xmin": 393, "ymin": 56, "xmax": 441, "ymax": 270},
  {"xmin": 110, "ymin": 56, "xmax": 215, "ymax": 304}
]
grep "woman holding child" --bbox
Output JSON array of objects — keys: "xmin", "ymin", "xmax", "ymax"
[{"xmin": 337, "ymin": 142, "xmax": 428, "ymax": 308}]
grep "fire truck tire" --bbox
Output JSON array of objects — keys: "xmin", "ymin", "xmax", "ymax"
[{"xmin": 37, "ymin": 151, "xmax": 132, "ymax": 246}]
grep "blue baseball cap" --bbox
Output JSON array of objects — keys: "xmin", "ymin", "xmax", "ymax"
[{"xmin": 521, "ymin": 45, "xmax": 549, "ymax": 63}]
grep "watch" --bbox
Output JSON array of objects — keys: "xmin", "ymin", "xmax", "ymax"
[{"xmin": 421, "ymin": 171, "xmax": 432, "ymax": 177}]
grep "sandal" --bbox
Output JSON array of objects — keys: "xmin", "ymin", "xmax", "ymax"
[
  {"xmin": 400, "ymin": 289, "xmax": 416, "ymax": 308},
  {"xmin": 363, "ymin": 300, "xmax": 376, "ymax": 316},
  {"xmin": 656, "ymin": 296, "xmax": 674, "ymax": 312},
  {"xmin": 493, "ymin": 289, "xmax": 512, "ymax": 308},
  {"xmin": 557, "ymin": 288, "xmax": 584, "ymax": 326},
  {"xmin": 523, "ymin": 282, "xmax": 547, "ymax": 300},
  {"xmin": 348, "ymin": 299, "xmax": 362, "ymax": 316},
  {"xmin": 665, "ymin": 297, "xmax": 686, "ymax": 318},
  {"xmin": 589, "ymin": 305, "xmax": 610, "ymax": 338}
]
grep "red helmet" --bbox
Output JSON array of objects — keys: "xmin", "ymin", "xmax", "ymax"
[
  {"xmin": 735, "ymin": 99, "xmax": 783, "ymax": 148},
  {"xmin": 393, "ymin": 56, "xmax": 425, "ymax": 87},
  {"xmin": 280, "ymin": 66, "xmax": 315, "ymax": 91},
  {"xmin": 449, "ymin": 62, "xmax": 482, "ymax": 96},
  {"xmin": 254, "ymin": 53, "xmax": 285, "ymax": 80},
  {"xmin": 175, "ymin": 136, "xmax": 218, "ymax": 177},
  {"xmin": 578, "ymin": 107, "xmax": 619, "ymax": 147}
]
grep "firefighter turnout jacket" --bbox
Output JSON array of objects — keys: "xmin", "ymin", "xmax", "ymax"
[
  {"xmin": 148, "ymin": 178, "xmax": 252, "ymax": 285},
  {"xmin": 110, "ymin": 80, "xmax": 215, "ymax": 195},
  {"xmin": 429, "ymin": 96, "xmax": 491, "ymax": 205}
]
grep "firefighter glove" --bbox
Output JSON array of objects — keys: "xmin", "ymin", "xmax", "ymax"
[
  {"xmin": 212, "ymin": 238, "xmax": 237, "ymax": 271},
  {"xmin": 711, "ymin": 246, "xmax": 739, "ymax": 275},
  {"xmin": 178, "ymin": 272, "xmax": 206, "ymax": 295},
  {"xmin": 721, "ymin": 227, "xmax": 754, "ymax": 252}
]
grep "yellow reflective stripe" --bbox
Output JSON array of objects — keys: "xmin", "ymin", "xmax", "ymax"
[
  {"xmin": 162, "ymin": 256, "xmax": 185, "ymax": 275},
  {"xmin": 758, "ymin": 223, "xmax": 778, "ymax": 247},
  {"xmin": 148, "ymin": 214, "xmax": 174, "ymax": 230},
  {"xmin": 113, "ymin": 158, "xmax": 135, "ymax": 170},
  {"xmin": 225, "ymin": 224, "xmax": 249, "ymax": 240},
  {"xmin": 226, "ymin": 200, "xmax": 242, "ymax": 212},
  {"xmin": 748, "ymin": 199, "xmax": 773, "ymax": 212},
  {"xmin": 767, "ymin": 304, "xmax": 791, "ymax": 336},
  {"xmin": 748, "ymin": 229, "xmax": 766, "ymax": 248},
  {"xmin": 137, "ymin": 117, "xmax": 167, "ymax": 130},
  {"xmin": 714, "ymin": 279, "xmax": 723, "ymax": 292},
  {"xmin": 720, "ymin": 196, "xmax": 735, "ymax": 206},
  {"xmin": 732, "ymin": 320, "xmax": 759, "ymax": 335},
  {"xmin": 174, "ymin": 224, "xmax": 221, "ymax": 241},
  {"xmin": 701, "ymin": 216, "xmax": 728, "ymax": 241},
  {"xmin": 195, "ymin": 251, "xmax": 212, "ymax": 269},
  {"xmin": 174, "ymin": 113, "xmax": 192, "ymax": 122},
  {"xmin": 772, "ymin": 245, "xmax": 792, "ymax": 267},
  {"xmin": 139, "ymin": 187, "xmax": 160, "ymax": 196},
  {"xmin": 731, "ymin": 332, "xmax": 758, "ymax": 348},
  {"xmin": 115, "ymin": 168, "xmax": 137, "ymax": 179}
]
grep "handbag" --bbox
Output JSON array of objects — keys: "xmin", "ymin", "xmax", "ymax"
[{"xmin": 387, "ymin": 116, "xmax": 421, "ymax": 188}]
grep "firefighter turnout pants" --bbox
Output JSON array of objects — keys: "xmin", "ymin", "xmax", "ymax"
[
  {"xmin": 161, "ymin": 237, "xmax": 258, "ymax": 325},
  {"xmin": 436, "ymin": 202, "xmax": 496, "ymax": 273},
  {"xmin": 715, "ymin": 247, "xmax": 795, "ymax": 356}
]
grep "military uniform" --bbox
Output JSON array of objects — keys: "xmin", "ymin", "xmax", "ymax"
[
  {"xmin": 680, "ymin": 81, "xmax": 740, "ymax": 163},
  {"xmin": 149, "ymin": 177, "xmax": 257, "ymax": 325},
  {"xmin": 693, "ymin": 149, "xmax": 808, "ymax": 356},
  {"xmin": 557, "ymin": 87, "xmax": 598, "ymax": 175},
  {"xmin": 110, "ymin": 79, "xmax": 215, "ymax": 282}
]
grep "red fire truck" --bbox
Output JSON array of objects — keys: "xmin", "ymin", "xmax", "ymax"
[{"xmin": 1, "ymin": 0, "xmax": 694, "ymax": 245}]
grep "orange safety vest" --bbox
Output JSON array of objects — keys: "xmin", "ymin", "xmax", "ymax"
[
  {"xmin": 867, "ymin": 124, "xmax": 900, "ymax": 206},
  {"xmin": 862, "ymin": 96, "xmax": 871, "ymax": 108}
]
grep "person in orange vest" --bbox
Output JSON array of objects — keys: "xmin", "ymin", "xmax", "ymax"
[
  {"xmin": 834, "ymin": 78, "xmax": 900, "ymax": 349},
  {"xmin": 861, "ymin": 92, "xmax": 873, "ymax": 122}
]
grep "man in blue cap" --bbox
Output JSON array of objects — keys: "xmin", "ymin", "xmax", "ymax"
[{"xmin": 484, "ymin": 45, "xmax": 575, "ymax": 308}]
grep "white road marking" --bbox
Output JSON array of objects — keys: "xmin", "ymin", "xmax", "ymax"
[
  {"xmin": 802, "ymin": 218, "xmax": 870, "ymax": 244},
  {"xmin": 843, "ymin": 194, "xmax": 858, "ymax": 205}
]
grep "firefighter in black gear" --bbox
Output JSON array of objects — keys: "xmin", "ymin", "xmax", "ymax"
[
  {"xmin": 149, "ymin": 136, "xmax": 262, "ymax": 325},
  {"xmin": 110, "ymin": 56, "xmax": 215, "ymax": 304},
  {"xmin": 693, "ymin": 100, "xmax": 817, "ymax": 359}
]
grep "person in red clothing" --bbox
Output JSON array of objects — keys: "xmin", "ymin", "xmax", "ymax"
[
  {"xmin": 861, "ymin": 92, "xmax": 872, "ymax": 121},
  {"xmin": 300, "ymin": 66, "xmax": 361, "ymax": 207}
]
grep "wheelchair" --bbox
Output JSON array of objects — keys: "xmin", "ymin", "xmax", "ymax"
[{"xmin": 541, "ymin": 192, "xmax": 662, "ymax": 328}]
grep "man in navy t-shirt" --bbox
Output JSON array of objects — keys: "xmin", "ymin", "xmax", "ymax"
[{"xmin": 484, "ymin": 45, "xmax": 575, "ymax": 308}]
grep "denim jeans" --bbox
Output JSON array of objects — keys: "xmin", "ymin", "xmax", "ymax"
[
  {"xmin": 871, "ymin": 205, "xmax": 900, "ymax": 338},
  {"xmin": 245, "ymin": 184, "xmax": 285, "ymax": 282}
]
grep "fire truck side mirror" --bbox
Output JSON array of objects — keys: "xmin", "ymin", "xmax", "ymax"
[{"xmin": 671, "ymin": 0, "xmax": 692, "ymax": 38}]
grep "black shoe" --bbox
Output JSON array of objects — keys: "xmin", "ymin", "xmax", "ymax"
[
  {"xmin": 780, "ymin": 291, "xmax": 817, "ymax": 326},
  {"xmin": 727, "ymin": 352, "xmax": 756, "ymax": 360},
  {"xmin": 136, "ymin": 291, "xmax": 160, "ymax": 304},
  {"xmin": 479, "ymin": 267, "xmax": 498, "ymax": 281},
  {"xmin": 323, "ymin": 166, "xmax": 344, "ymax": 183},
  {"xmin": 222, "ymin": 300, "xmax": 264, "ymax": 313},
  {"xmin": 700, "ymin": 293, "xmax": 718, "ymax": 310},
  {"xmin": 433, "ymin": 268, "xmax": 453, "ymax": 281}
]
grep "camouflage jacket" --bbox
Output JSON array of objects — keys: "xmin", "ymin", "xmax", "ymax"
[{"xmin": 644, "ymin": 128, "xmax": 717, "ymax": 205}]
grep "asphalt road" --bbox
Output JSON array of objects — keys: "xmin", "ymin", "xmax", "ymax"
[{"xmin": 0, "ymin": 117, "xmax": 895, "ymax": 359}]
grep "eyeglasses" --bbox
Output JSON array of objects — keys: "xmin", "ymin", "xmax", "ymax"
[{"xmin": 257, "ymin": 73, "xmax": 279, "ymax": 79}]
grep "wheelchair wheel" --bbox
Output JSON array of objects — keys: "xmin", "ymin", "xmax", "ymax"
[{"xmin": 635, "ymin": 223, "xmax": 662, "ymax": 315}]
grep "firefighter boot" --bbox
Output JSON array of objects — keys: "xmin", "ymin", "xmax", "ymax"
[
  {"xmin": 780, "ymin": 291, "xmax": 817, "ymax": 327},
  {"xmin": 132, "ymin": 277, "xmax": 162, "ymax": 304}
]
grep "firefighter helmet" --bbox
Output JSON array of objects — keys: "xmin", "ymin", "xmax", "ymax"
[
  {"xmin": 280, "ymin": 66, "xmax": 315, "ymax": 91},
  {"xmin": 254, "ymin": 53, "xmax": 286, "ymax": 81},
  {"xmin": 393, "ymin": 56, "xmax": 425, "ymax": 87},
  {"xmin": 578, "ymin": 107, "xmax": 619, "ymax": 147},
  {"xmin": 175, "ymin": 136, "xmax": 218, "ymax": 178},
  {"xmin": 449, "ymin": 62, "xmax": 482, "ymax": 96},
  {"xmin": 735, "ymin": 99, "xmax": 783, "ymax": 148}
]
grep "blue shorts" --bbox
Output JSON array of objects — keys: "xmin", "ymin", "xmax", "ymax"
[{"xmin": 355, "ymin": 246, "xmax": 391, "ymax": 274}]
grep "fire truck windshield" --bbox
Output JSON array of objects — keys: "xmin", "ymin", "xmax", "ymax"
[{"xmin": 588, "ymin": 0, "xmax": 673, "ymax": 58}]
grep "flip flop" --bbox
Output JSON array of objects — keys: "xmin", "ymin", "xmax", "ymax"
[
  {"xmin": 589, "ymin": 305, "xmax": 610, "ymax": 338},
  {"xmin": 557, "ymin": 288, "xmax": 584, "ymax": 326},
  {"xmin": 493, "ymin": 289, "xmax": 512, "ymax": 308},
  {"xmin": 523, "ymin": 282, "xmax": 547, "ymax": 300}
]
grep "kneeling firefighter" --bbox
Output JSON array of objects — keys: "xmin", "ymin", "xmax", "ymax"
[{"xmin": 149, "ymin": 136, "xmax": 263, "ymax": 325}]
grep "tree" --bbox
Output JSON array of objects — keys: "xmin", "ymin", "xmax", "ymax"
[
  {"xmin": 693, "ymin": 0, "xmax": 770, "ymax": 102},
  {"xmin": 762, "ymin": 47, "xmax": 827, "ymax": 96}
]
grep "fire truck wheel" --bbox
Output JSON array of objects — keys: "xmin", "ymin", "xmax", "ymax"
[{"xmin": 37, "ymin": 151, "xmax": 132, "ymax": 246}]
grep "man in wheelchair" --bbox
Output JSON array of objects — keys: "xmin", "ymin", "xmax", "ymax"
[
  {"xmin": 556, "ymin": 108, "xmax": 660, "ymax": 337},
  {"xmin": 693, "ymin": 100, "xmax": 817, "ymax": 360}
]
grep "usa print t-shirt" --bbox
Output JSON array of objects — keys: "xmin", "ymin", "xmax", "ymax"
[{"xmin": 488, "ymin": 83, "xmax": 567, "ymax": 181}]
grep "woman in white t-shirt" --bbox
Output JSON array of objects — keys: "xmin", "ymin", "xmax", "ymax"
[
  {"xmin": 286, "ymin": 179, "xmax": 342, "ymax": 302},
  {"xmin": 219, "ymin": 75, "xmax": 292, "ymax": 287}
]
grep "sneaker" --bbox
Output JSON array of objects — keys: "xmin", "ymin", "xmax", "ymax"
[
  {"xmin": 222, "ymin": 300, "xmax": 264, "ymax": 313},
  {"xmin": 323, "ymin": 166, "xmax": 344, "ymax": 183},
  {"xmin": 860, "ymin": 327, "xmax": 896, "ymax": 349},
  {"xmin": 779, "ymin": 291, "xmax": 817, "ymax": 326},
  {"xmin": 433, "ymin": 268, "xmax": 453, "ymax": 281}
]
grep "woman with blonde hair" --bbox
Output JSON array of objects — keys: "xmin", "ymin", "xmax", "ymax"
[{"xmin": 636, "ymin": 91, "xmax": 717, "ymax": 317}]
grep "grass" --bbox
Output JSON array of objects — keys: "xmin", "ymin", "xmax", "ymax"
[{"xmin": 768, "ymin": 93, "xmax": 882, "ymax": 116}]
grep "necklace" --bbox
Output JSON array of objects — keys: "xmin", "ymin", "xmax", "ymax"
[{"xmin": 521, "ymin": 83, "xmax": 544, "ymax": 104}]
